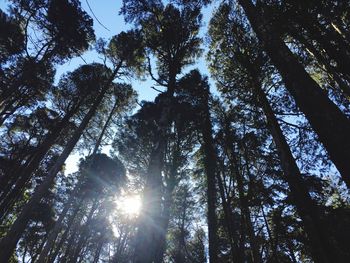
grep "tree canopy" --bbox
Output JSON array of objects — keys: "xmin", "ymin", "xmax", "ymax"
[{"xmin": 0, "ymin": 0, "xmax": 350, "ymax": 262}]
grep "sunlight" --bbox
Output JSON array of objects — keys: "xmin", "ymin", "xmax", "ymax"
[{"xmin": 117, "ymin": 194, "xmax": 142, "ymax": 217}]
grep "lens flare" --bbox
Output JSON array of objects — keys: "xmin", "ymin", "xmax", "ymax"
[{"xmin": 117, "ymin": 195, "xmax": 141, "ymax": 216}]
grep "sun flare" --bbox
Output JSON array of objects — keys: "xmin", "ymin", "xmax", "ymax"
[{"xmin": 117, "ymin": 195, "xmax": 142, "ymax": 216}]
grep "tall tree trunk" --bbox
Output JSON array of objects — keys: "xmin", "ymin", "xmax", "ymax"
[
  {"xmin": 0, "ymin": 65, "xmax": 119, "ymax": 261},
  {"xmin": 287, "ymin": 28, "xmax": 350, "ymax": 99},
  {"xmin": 134, "ymin": 138, "xmax": 166, "ymax": 263},
  {"xmin": 200, "ymin": 92, "xmax": 219, "ymax": 263},
  {"xmin": 54, "ymin": 210, "xmax": 84, "ymax": 263},
  {"xmin": 222, "ymin": 122, "xmax": 261, "ymax": 263},
  {"xmin": 237, "ymin": 169, "xmax": 261, "ymax": 263},
  {"xmin": 38, "ymin": 102, "xmax": 116, "ymax": 262},
  {"xmin": 294, "ymin": 12, "xmax": 350, "ymax": 78},
  {"xmin": 91, "ymin": 96, "xmax": 119, "ymax": 155},
  {"xmin": 69, "ymin": 199, "xmax": 99, "ymax": 263},
  {"xmin": 92, "ymin": 236, "xmax": 105, "ymax": 263},
  {"xmin": 49, "ymin": 204, "xmax": 81, "ymax": 263},
  {"xmin": 216, "ymin": 167, "xmax": 241, "ymax": 262},
  {"xmin": 134, "ymin": 74, "xmax": 176, "ymax": 263},
  {"xmin": 260, "ymin": 204, "xmax": 277, "ymax": 260},
  {"xmin": 155, "ymin": 179, "xmax": 175, "ymax": 263},
  {"xmin": 252, "ymin": 78, "xmax": 342, "ymax": 262},
  {"xmin": 237, "ymin": 0, "xmax": 350, "ymax": 188},
  {"xmin": 37, "ymin": 188, "xmax": 83, "ymax": 263},
  {"xmin": 0, "ymin": 104, "xmax": 80, "ymax": 219}
]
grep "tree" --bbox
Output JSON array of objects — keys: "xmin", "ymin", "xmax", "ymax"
[
  {"xmin": 0, "ymin": 28, "xmax": 142, "ymax": 261},
  {"xmin": 0, "ymin": 0, "xmax": 95, "ymax": 125},
  {"xmin": 121, "ymin": 1, "xmax": 202, "ymax": 262},
  {"xmin": 208, "ymin": 3, "xmax": 349, "ymax": 262},
  {"xmin": 236, "ymin": 0, "xmax": 350, "ymax": 187}
]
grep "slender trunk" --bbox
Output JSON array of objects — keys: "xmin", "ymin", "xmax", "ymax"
[
  {"xmin": 200, "ymin": 93, "xmax": 219, "ymax": 263},
  {"xmin": 287, "ymin": 239, "xmax": 298, "ymax": 263},
  {"xmin": 154, "ymin": 183, "xmax": 174, "ymax": 263},
  {"xmin": 0, "ymin": 64, "xmax": 119, "ymax": 261},
  {"xmin": 47, "ymin": 203, "xmax": 81, "ymax": 263},
  {"xmin": 0, "ymin": 105, "xmax": 79, "ymax": 218},
  {"xmin": 216, "ymin": 169, "xmax": 241, "ymax": 262},
  {"xmin": 253, "ymin": 79, "xmax": 341, "ymax": 262},
  {"xmin": 61, "ymin": 227, "xmax": 79, "ymax": 263},
  {"xmin": 30, "ymin": 236, "xmax": 47, "ymax": 263},
  {"xmin": 223, "ymin": 125, "xmax": 261, "ymax": 263},
  {"xmin": 92, "ymin": 237, "xmax": 104, "ymax": 263},
  {"xmin": 91, "ymin": 97, "xmax": 119, "ymax": 155},
  {"xmin": 69, "ymin": 199, "xmax": 99, "ymax": 263},
  {"xmin": 238, "ymin": 0, "xmax": 350, "ymax": 188},
  {"xmin": 38, "ymin": 103, "xmax": 113, "ymax": 263},
  {"xmin": 37, "ymin": 187, "xmax": 82, "ymax": 263},
  {"xmin": 237, "ymin": 170, "xmax": 261, "ymax": 263},
  {"xmin": 39, "ymin": 102, "xmax": 118, "ymax": 262},
  {"xmin": 298, "ymin": 15, "xmax": 350, "ymax": 77},
  {"xmin": 52, "ymin": 210, "xmax": 83, "ymax": 263},
  {"xmin": 261, "ymin": 204, "xmax": 276, "ymax": 259}
]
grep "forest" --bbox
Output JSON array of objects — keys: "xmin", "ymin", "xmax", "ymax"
[{"xmin": 0, "ymin": 0, "xmax": 350, "ymax": 262}]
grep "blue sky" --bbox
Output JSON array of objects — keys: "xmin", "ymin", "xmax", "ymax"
[{"xmin": 1, "ymin": 0, "xmax": 215, "ymax": 101}]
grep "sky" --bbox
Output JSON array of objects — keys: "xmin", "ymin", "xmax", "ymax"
[
  {"xmin": 0, "ymin": 0, "xmax": 217, "ymax": 173},
  {"xmin": 0, "ymin": 0, "xmax": 216, "ymax": 100}
]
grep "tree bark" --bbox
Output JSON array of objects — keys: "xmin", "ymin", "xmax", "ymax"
[
  {"xmin": 0, "ymin": 64, "xmax": 120, "ymax": 262},
  {"xmin": 200, "ymin": 92, "xmax": 219, "ymax": 263},
  {"xmin": 37, "ymin": 187, "xmax": 82, "ymax": 263},
  {"xmin": 69, "ymin": 199, "xmax": 99, "ymax": 263},
  {"xmin": 216, "ymin": 167, "xmax": 241, "ymax": 262},
  {"xmin": 253, "ymin": 79, "xmax": 342, "ymax": 262},
  {"xmin": 91, "ymin": 96, "xmax": 119, "ymax": 155},
  {"xmin": 133, "ymin": 138, "xmax": 166, "ymax": 263},
  {"xmin": 38, "ymin": 99, "xmax": 118, "ymax": 262},
  {"xmin": 0, "ymin": 104, "xmax": 80, "ymax": 219},
  {"xmin": 287, "ymin": 28, "xmax": 350, "ymax": 99},
  {"xmin": 92, "ymin": 236, "xmax": 105, "ymax": 263},
  {"xmin": 134, "ymin": 74, "xmax": 176, "ymax": 263},
  {"xmin": 222, "ymin": 122, "xmax": 261, "ymax": 263},
  {"xmin": 237, "ymin": 0, "xmax": 350, "ymax": 188}
]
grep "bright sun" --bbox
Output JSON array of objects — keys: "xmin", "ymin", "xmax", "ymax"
[{"xmin": 117, "ymin": 195, "xmax": 142, "ymax": 216}]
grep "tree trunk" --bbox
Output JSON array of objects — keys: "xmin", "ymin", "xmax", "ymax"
[
  {"xmin": 237, "ymin": 170, "xmax": 261, "ymax": 263},
  {"xmin": 92, "ymin": 236, "xmax": 105, "ymax": 263},
  {"xmin": 37, "ymin": 187, "xmax": 82, "ymax": 263},
  {"xmin": 253, "ymin": 78, "xmax": 342, "ymax": 262},
  {"xmin": 53, "ymin": 210, "xmax": 83, "ymax": 263},
  {"xmin": 216, "ymin": 167, "xmax": 241, "ymax": 262},
  {"xmin": 260, "ymin": 204, "xmax": 277, "ymax": 260},
  {"xmin": 0, "ymin": 64, "xmax": 119, "ymax": 261},
  {"xmin": 200, "ymin": 92, "xmax": 219, "ymax": 263},
  {"xmin": 287, "ymin": 28, "xmax": 350, "ymax": 99},
  {"xmin": 134, "ymin": 138, "xmax": 166, "ymax": 263},
  {"xmin": 91, "ymin": 96, "xmax": 119, "ymax": 155},
  {"xmin": 134, "ymin": 74, "xmax": 176, "ymax": 263},
  {"xmin": 38, "ymin": 100, "xmax": 117, "ymax": 262},
  {"xmin": 237, "ymin": 0, "xmax": 350, "ymax": 188},
  {"xmin": 69, "ymin": 199, "xmax": 99, "ymax": 263},
  {"xmin": 295, "ymin": 12, "xmax": 350, "ymax": 78},
  {"xmin": 47, "ymin": 203, "xmax": 81, "ymax": 263},
  {"xmin": 154, "ymin": 180, "xmax": 174, "ymax": 263},
  {"xmin": 0, "ymin": 104, "xmax": 79, "ymax": 219},
  {"xmin": 222, "ymin": 122, "xmax": 261, "ymax": 263}
]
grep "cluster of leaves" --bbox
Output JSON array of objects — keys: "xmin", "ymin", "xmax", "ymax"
[{"xmin": 1, "ymin": 0, "xmax": 350, "ymax": 262}]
